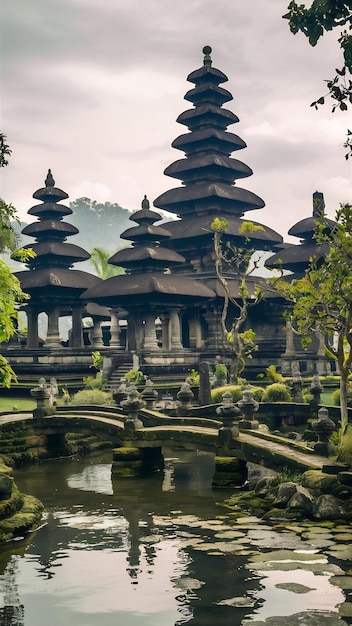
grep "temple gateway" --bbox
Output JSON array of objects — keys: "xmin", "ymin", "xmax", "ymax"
[{"xmin": 3, "ymin": 47, "xmax": 331, "ymax": 383}]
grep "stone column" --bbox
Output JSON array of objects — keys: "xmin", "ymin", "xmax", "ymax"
[
  {"xmin": 170, "ymin": 309, "xmax": 183, "ymax": 350},
  {"xmin": 143, "ymin": 314, "xmax": 159, "ymax": 351},
  {"xmin": 109, "ymin": 311, "xmax": 122, "ymax": 349},
  {"xmin": 26, "ymin": 308, "xmax": 39, "ymax": 349},
  {"xmin": 46, "ymin": 307, "xmax": 61, "ymax": 347},
  {"xmin": 281, "ymin": 321, "xmax": 296, "ymax": 375},
  {"xmin": 71, "ymin": 306, "xmax": 84, "ymax": 348},
  {"xmin": 203, "ymin": 306, "xmax": 225, "ymax": 350},
  {"xmin": 315, "ymin": 330, "xmax": 331, "ymax": 375},
  {"xmin": 91, "ymin": 320, "xmax": 104, "ymax": 347},
  {"xmin": 160, "ymin": 315, "xmax": 170, "ymax": 350}
]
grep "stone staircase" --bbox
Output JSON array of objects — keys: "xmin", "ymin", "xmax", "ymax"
[{"xmin": 106, "ymin": 361, "xmax": 133, "ymax": 390}]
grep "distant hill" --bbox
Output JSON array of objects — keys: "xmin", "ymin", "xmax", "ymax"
[{"xmin": 14, "ymin": 197, "xmax": 133, "ymax": 259}]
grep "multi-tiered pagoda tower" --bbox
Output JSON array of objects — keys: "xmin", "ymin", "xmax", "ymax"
[
  {"xmin": 15, "ymin": 170, "xmax": 101, "ymax": 350},
  {"xmin": 152, "ymin": 46, "xmax": 286, "ymax": 372}
]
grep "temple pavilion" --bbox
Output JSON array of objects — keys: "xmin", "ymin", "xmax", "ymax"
[{"xmin": 3, "ymin": 47, "xmax": 332, "ymax": 382}]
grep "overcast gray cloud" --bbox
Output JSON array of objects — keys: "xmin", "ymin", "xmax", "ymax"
[{"xmin": 1, "ymin": 0, "xmax": 351, "ymax": 244}]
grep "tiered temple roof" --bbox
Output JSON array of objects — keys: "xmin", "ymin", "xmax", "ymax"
[
  {"xmin": 16, "ymin": 170, "xmax": 100, "ymax": 305},
  {"xmin": 154, "ymin": 46, "xmax": 283, "ymax": 257},
  {"xmin": 265, "ymin": 191, "xmax": 335, "ymax": 277},
  {"xmin": 82, "ymin": 196, "xmax": 215, "ymax": 308}
]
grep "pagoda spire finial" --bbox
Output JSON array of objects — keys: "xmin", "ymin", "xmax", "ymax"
[
  {"xmin": 142, "ymin": 194, "xmax": 150, "ymax": 210},
  {"xmin": 202, "ymin": 45, "xmax": 212, "ymax": 66},
  {"xmin": 313, "ymin": 191, "xmax": 325, "ymax": 219},
  {"xmin": 45, "ymin": 169, "xmax": 55, "ymax": 187}
]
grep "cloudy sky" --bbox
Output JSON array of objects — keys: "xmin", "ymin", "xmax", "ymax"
[{"xmin": 1, "ymin": 0, "xmax": 351, "ymax": 243}]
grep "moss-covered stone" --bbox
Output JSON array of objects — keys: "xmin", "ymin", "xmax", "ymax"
[
  {"xmin": 0, "ymin": 494, "xmax": 44, "ymax": 543},
  {"xmin": 214, "ymin": 456, "xmax": 242, "ymax": 471},
  {"xmin": 113, "ymin": 447, "xmax": 142, "ymax": 461}
]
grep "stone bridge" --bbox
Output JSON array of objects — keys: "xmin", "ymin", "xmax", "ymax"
[{"xmin": 0, "ymin": 404, "xmax": 341, "ymax": 487}]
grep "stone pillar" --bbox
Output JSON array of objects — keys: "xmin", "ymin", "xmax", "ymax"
[
  {"xmin": 46, "ymin": 307, "xmax": 61, "ymax": 347},
  {"xmin": 26, "ymin": 308, "xmax": 39, "ymax": 349},
  {"xmin": 160, "ymin": 315, "xmax": 170, "ymax": 350},
  {"xmin": 281, "ymin": 321, "xmax": 296, "ymax": 375},
  {"xmin": 71, "ymin": 306, "xmax": 84, "ymax": 348},
  {"xmin": 315, "ymin": 331, "xmax": 331, "ymax": 375},
  {"xmin": 203, "ymin": 306, "xmax": 225, "ymax": 350},
  {"xmin": 143, "ymin": 314, "xmax": 159, "ymax": 351},
  {"xmin": 199, "ymin": 361, "xmax": 212, "ymax": 406},
  {"xmin": 188, "ymin": 315, "xmax": 202, "ymax": 349},
  {"xmin": 170, "ymin": 309, "xmax": 183, "ymax": 350},
  {"xmin": 91, "ymin": 320, "xmax": 104, "ymax": 347},
  {"xmin": 109, "ymin": 311, "xmax": 122, "ymax": 349}
]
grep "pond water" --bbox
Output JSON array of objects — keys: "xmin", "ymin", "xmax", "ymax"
[{"xmin": 0, "ymin": 449, "xmax": 351, "ymax": 626}]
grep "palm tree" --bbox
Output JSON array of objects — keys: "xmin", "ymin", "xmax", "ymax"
[{"xmin": 89, "ymin": 247, "xmax": 125, "ymax": 279}]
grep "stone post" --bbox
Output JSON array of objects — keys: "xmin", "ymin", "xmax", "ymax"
[
  {"xmin": 312, "ymin": 406, "xmax": 336, "ymax": 457},
  {"xmin": 141, "ymin": 380, "xmax": 159, "ymax": 409},
  {"xmin": 121, "ymin": 384, "xmax": 146, "ymax": 430},
  {"xmin": 176, "ymin": 382, "xmax": 194, "ymax": 416},
  {"xmin": 237, "ymin": 387, "xmax": 259, "ymax": 430},
  {"xmin": 160, "ymin": 314, "xmax": 170, "ymax": 350},
  {"xmin": 91, "ymin": 320, "xmax": 104, "ymax": 347},
  {"xmin": 143, "ymin": 315, "xmax": 159, "ymax": 351},
  {"xmin": 31, "ymin": 380, "xmax": 56, "ymax": 418},
  {"xmin": 198, "ymin": 361, "xmax": 212, "ymax": 406},
  {"xmin": 310, "ymin": 374, "xmax": 323, "ymax": 418},
  {"xmin": 71, "ymin": 306, "xmax": 84, "ymax": 348},
  {"xmin": 170, "ymin": 309, "xmax": 183, "ymax": 350},
  {"xmin": 109, "ymin": 311, "xmax": 122, "ymax": 349},
  {"xmin": 46, "ymin": 307, "xmax": 61, "ymax": 347},
  {"xmin": 26, "ymin": 307, "xmax": 39, "ymax": 349}
]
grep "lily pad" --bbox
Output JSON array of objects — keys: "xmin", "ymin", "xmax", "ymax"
[
  {"xmin": 176, "ymin": 577, "xmax": 205, "ymax": 591},
  {"xmin": 214, "ymin": 530, "xmax": 246, "ymax": 539},
  {"xmin": 330, "ymin": 575, "xmax": 352, "ymax": 590},
  {"xmin": 327, "ymin": 545, "xmax": 352, "ymax": 560},
  {"xmin": 216, "ymin": 595, "xmax": 256, "ymax": 607},
  {"xmin": 274, "ymin": 582, "xmax": 315, "ymax": 593},
  {"xmin": 249, "ymin": 549, "xmax": 327, "ymax": 564}
]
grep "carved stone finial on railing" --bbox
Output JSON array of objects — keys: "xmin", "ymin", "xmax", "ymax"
[
  {"xmin": 121, "ymin": 384, "xmax": 145, "ymax": 430},
  {"xmin": 237, "ymin": 387, "xmax": 259, "ymax": 430},
  {"xmin": 176, "ymin": 381, "xmax": 194, "ymax": 416},
  {"xmin": 310, "ymin": 374, "xmax": 323, "ymax": 415},
  {"xmin": 216, "ymin": 391, "xmax": 240, "ymax": 452},
  {"xmin": 141, "ymin": 379, "xmax": 159, "ymax": 409},
  {"xmin": 312, "ymin": 406, "xmax": 336, "ymax": 457},
  {"xmin": 112, "ymin": 377, "xmax": 128, "ymax": 406}
]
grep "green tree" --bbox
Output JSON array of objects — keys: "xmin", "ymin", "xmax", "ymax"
[
  {"xmin": 211, "ymin": 218, "xmax": 264, "ymax": 383},
  {"xmin": 283, "ymin": 1, "xmax": 352, "ymax": 158},
  {"xmin": 269, "ymin": 204, "xmax": 352, "ymax": 461},
  {"xmin": 89, "ymin": 247, "xmax": 125, "ymax": 279},
  {"xmin": 0, "ymin": 133, "xmax": 33, "ymax": 386}
]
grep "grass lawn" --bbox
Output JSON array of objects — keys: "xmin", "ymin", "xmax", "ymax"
[{"xmin": 0, "ymin": 397, "xmax": 36, "ymax": 412}]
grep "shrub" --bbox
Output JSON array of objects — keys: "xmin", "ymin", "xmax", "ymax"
[
  {"xmin": 265, "ymin": 364, "xmax": 284, "ymax": 382},
  {"xmin": 247, "ymin": 386, "xmax": 264, "ymax": 402},
  {"xmin": 262, "ymin": 383, "xmax": 291, "ymax": 403},
  {"xmin": 187, "ymin": 369, "xmax": 200, "ymax": 386},
  {"xmin": 333, "ymin": 386, "xmax": 352, "ymax": 406},
  {"xmin": 211, "ymin": 385, "xmax": 242, "ymax": 404},
  {"xmin": 83, "ymin": 373, "xmax": 106, "ymax": 390},
  {"xmin": 125, "ymin": 370, "xmax": 146, "ymax": 386},
  {"xmin": 215, "ymin": 364, "xmax": 228, "ymax": 379},
  {"xmin": 70, "ymin": 389, "xmax": 114, "ymax": 405}
]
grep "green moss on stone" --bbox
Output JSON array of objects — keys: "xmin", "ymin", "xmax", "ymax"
[{"xmin": 113, "ymin": 447, "xmax": 142, "ymax": 461}]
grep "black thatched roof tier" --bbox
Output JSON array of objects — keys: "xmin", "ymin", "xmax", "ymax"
[
  {"xmin": 265, "ymin": 192, "xmax": 335, "ymax": 274},
  {"xmin": 15, "ymin": 267, "xmax": 100, "ymax": 296},
  {"xmin": 172, "ymin": 128, "xmax": 246, "ymax": 155},
  {"xmin": 154, "ymin": 181, "xmax": 265, "ymax": 216},
  {"xmin": 81, "ymin": 272, "xmax": 215, "ymax": 308},
  {"xmin": 22, "ymin": 220, "xmax": 79, "ymax": 239},
  {"xmin": 162, "ymin": 214, "xmax": 283, "ymax": 249},
  {"xmin": 22, "ymin": 241, "xmax": 90, "ymax": 266},
  {"xmin": 164, "ymin": 154, "xmax": 252, "ymax": 183},
  {"xmin": 27, "ymin": 202, "xmax": 73, "ymax": 218},
  {"xmin": 109, "ymin": 245, "xmax": 185, "ymax": 269}
]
